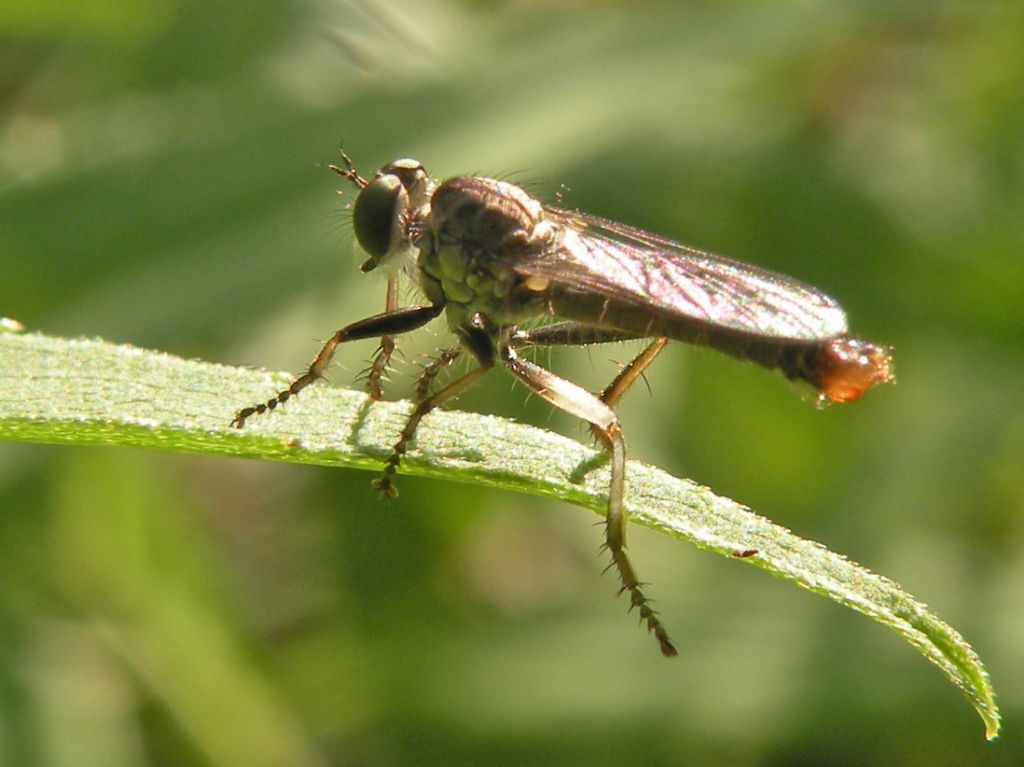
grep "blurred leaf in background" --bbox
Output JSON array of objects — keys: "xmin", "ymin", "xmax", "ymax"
[{"xmin": 1, "ymin": 0, "xmax": 1022, "ymax": 765}]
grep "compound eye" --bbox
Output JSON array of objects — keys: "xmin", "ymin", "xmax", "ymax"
[{"xmin": 353, "ymin": 174, "xmax": 408, "ymax": 262}]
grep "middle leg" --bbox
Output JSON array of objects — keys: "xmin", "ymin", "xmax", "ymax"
[
  {"xmin": 374, "ymin": 324, "xmax": 497, "ymax": 497},
  {"xmin": 373, "ymin": 345, "xmax": 471, "ymax": 497}
]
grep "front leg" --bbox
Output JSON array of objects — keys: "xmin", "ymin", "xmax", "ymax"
[
  {"xmin": 365, "ymin": 273, "xmax": 400, "ymax": 401},
  {"xmin": 499, "ymin": 343, "xmax": 677, "ymax": 658},
  {"xmin": 231, "ymin": 303, "xmax": 444, "ymax": 428}
]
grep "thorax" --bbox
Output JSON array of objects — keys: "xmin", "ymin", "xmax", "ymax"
[{"xmin": 415, "ymin": 175, "xmax": 555, "ymax": 330}]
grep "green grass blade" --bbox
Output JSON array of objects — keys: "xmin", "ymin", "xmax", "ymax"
[{"xmin": 0, "ymin": 328, "xmax": 1000, "ymax": 739}]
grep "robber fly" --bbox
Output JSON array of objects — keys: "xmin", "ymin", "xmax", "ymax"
[{"xmin": 232, "ymin": 152, "xmax": 893, "ymax": 657}]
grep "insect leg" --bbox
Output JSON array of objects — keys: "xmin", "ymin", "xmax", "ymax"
[
  {"xmin": 514, "ymin": 323, "xmax": 648, "ymax": 347},
  {"xmin": 373, "ymin": 324, "xmax": 496, "ymax": 497},
  {"xmin": 514, "ymin": 327, "xmax": 668, "ymax": 434},
  {"xmin": 598, "ymin": 337, "xmax": 668, "ymax": 408},
  {"xmin": 231, "ymin": 303, "xmax": 445, "ymax": 428},
  {"xmin": 499, "ymin": 343, "xmax": 677, "ymax": 658},
  {"xmin": 327, "ymin": 150, "xmax": 400, "ymax": 399},
  {"xmin": 514, "ymin": 324, "xmax": 667, "ymax": 404},
  {"xmin": 366, "ymin": 273, "xmax": 400, "ymax": 400}
]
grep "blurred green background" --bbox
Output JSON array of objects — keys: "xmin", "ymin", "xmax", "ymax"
[{"xmin": 2, "ymin": 0, "xmax": 1022, "ymax": 764}]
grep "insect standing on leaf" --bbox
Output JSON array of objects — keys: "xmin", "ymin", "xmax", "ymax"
[{"xmin": 232, "ymin": 150, "xmax": 894, "ymax": 657}]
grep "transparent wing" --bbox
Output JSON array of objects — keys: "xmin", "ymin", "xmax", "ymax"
[{"xmin": 521, "ymin": 206, "xmax": 848, "ymax": 341}]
